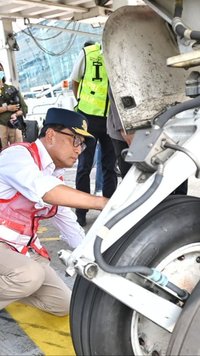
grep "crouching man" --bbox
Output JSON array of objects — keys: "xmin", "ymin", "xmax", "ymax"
[{"xmin": 0, "ymin": 107, "xmax": 108, "ymax": 316}]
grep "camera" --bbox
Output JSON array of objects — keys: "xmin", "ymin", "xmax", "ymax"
[{"xmin": 5, "ymin": 86, "xmax": 26, "ymax": 132}]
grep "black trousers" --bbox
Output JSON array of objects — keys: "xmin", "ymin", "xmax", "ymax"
[{"xmin": 76, "ymin": 113, "xmax": 117, "ymax": 218}]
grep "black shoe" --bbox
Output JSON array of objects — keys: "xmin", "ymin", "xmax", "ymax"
[{"xmin": 77, "ymin": 216, "xmax": 86, "ymax": 227}]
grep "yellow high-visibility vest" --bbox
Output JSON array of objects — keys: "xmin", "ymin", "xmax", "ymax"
[{"xmin": 77, "ymin": 43, "xmax": 109, "ymax": 117}]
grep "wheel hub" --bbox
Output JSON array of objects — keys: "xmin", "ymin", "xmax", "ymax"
[{"xmin": 131, "ymin": 243, "xmax": 200, "ymax": 355}]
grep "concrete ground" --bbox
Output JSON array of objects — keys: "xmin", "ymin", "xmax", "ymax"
[{"xmin": 0, "ymin": 165, "xmax": 200, "ymax": 355}]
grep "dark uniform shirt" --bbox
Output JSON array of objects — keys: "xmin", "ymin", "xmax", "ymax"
[{"xmin": 0, "ymin": 84, "xmax": 28, "ymax": 126}]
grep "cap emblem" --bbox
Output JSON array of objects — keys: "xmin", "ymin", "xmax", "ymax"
[{"xmin": 82, "ymin": 120, "xmax": 88, "ymax": 132}]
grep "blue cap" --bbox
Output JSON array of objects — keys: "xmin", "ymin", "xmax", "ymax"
[{"xmin": 44, "ymin": 108, "xmax": 94, "ymax": 138}]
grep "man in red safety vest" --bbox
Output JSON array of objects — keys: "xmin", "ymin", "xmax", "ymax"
[{"xmin": 0, "ymin": 107, "xmax": 108, "ymax": 316}]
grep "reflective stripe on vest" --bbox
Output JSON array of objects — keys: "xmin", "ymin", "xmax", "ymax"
[
  {"xmin": 77, "ymin": 43, "xmax": 109, "ymax": 117},
  {"xmin": 0, "ymin": 142, "xmax": 58, "ymax": 259}
]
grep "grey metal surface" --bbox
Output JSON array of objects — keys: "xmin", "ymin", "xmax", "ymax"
[
  {"xmin": 0, "ymin": 0, "xmax": 113, "ymax": 22},
  {"xmin": 144, "ymin": 0, "xmax": 200, "ymax": 29},
  {"xmin": 102, "ymin": 5, "xmax": 188, "ymax": 130}
]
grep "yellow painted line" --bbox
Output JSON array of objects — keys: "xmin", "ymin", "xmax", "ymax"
[
  {"xmin": 40, "ymin": 236, "xmax": 61, "ymax": 242},
  {"xmin": 6, "ymin": 302, "xmax": 75, "ymax": 356}
]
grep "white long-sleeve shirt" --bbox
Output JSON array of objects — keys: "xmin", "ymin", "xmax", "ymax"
[{"xmin": 0, "ymin": 139, "xmax": 85, "ymax": 249}]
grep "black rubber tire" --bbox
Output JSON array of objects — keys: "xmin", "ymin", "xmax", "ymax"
[
  {"xmin": 70, "ymin": 195, "xmax": 200, "ymax": 356},
  {"xmin": 23, "ymin": 120, "xmax": 39, "ymax": 143},
  {"xmin": 167, "ymin": 280, "xmax": 200, "ymax": 355}
]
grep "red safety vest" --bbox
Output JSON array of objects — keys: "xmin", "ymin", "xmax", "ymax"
[{"xmin": 0, "ymin": 142, "xmax": 58, "ymax": 259}]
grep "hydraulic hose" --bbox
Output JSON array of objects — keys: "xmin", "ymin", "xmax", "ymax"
[
  {"xmin": 105, "ymin": 164, "xmax": 164, "ymax": 229},
  {"xmin": 172, "ymin": 0, "xmax": 200, "ymax": 41},
  {"xmin": 93, "ymin": 162, "xmax": 189, "ymax": 300},
  {"xmin": 164, "ymin": 142, "xmax": 200, "ymax": 178},
  {"xmin": 94, "ymin": 236, "xmax": 152, "ymax": 276},
  {"xmin": 153, "ymin": 95, "xmax": 200, "ymax": 128},
  {"xmin": 173, "ymin": 21, "xmax": 200, "ymax": 42},
  {"xmin": 94, "ymin": 235, "xmax": 189, "ymax": 300},
  {"xmin": 174, "ymin": 0, "xmax": 183, "ymax": 18}
]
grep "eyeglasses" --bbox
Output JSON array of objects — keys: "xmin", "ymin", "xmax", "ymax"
[{"xmin": 53, "ymin": 129, "xmax": 86, "ymax": 152}]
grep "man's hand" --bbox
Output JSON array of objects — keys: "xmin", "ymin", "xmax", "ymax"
[
  {"xmin": 120, "ymin": 130, "xmax": 135, "ymax": 146},
  {"xmin": 7, "ymin": 104, "xmax": 20, "ymax": 112},
  {"xmin": 97, "ymin": 196, "xmax": 109, "ymax": 210},
  {"xmin": 10, "ymin": 113, "xmax": 18, "ymax": 123},
  {"xmin": 72, "ymin": 80, "xmax": 79, "ymax": 100},
  {"xmin": 43, "ymin": 184, "xmax": 109, "ymax": 211}
]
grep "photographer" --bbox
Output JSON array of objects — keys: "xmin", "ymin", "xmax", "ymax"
[{"xmin": 0, "ymin": 63, "xmax": 28, "ymax": 149}]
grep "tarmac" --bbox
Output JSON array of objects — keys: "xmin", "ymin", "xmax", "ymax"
[{"xmin": 0, "ymin": 165, "xmax": 200, "ymax": 355}]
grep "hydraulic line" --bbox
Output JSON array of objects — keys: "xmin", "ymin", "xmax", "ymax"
[
  {"xmin": 172, "ymin": 0, "xmax": 200, "ymax": 41},
  {"xmin": 92, "ymin": 163, "xmax": 188, "ymax": 300},
  {"xmin": 153, "ymin": 95, "xmax": 200, "ymax": 129},
  {"xmin": 94, "ymin": 234, "xmax": 189, "ymax": 300},
  {"xmin": 92, "ymin": 149, "xmax": 194, "ymax": 300},
  {"xmin": 163, "ymin": 142, "xmax": 200, "ymax": 178},
  {"xmin": 93, "ymin": 165, "xmax": 163, "ymax": 275},
  {"xmin": 174, "ymin": 0, "xmax": 183, "ymax": 18},
  {"xmin": 106, "ymin": 164, "xmax": 164, "ymax": 229}
]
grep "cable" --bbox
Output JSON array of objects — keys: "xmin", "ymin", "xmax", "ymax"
[
  {"xmin": 22, "ymin": 18, "xmax": 73, "ymax": 41},
  {"xmin": 22, "ymin": 19, "xmax": 80, "ymax": 56},
  {"xmin": 163, "ymin": 141, "xmax": 200, "ymax": 178}
]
